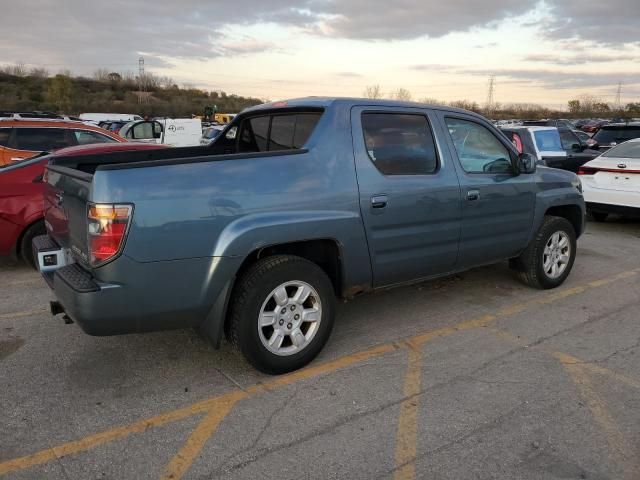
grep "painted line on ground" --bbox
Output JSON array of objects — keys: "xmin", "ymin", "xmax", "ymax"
[
  {"xmin": 393, "ymin": 345, "xmax": 423, "ymax": 480},
  {"xmin": 160, "ymin": 391, "xmax": 247, "ymax": 480},
  {"xmin": 0, "ymin": 308, "xmax": 48, "ymax": 320},
  {"xmin": 554, "ymin": 351, "xmax": 640, "ymax": 480},
  {"xmin": 0, "ymin": 268, "xmax": 637, "ymax": 477}
]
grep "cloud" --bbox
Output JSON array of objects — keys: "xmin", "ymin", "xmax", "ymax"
[
  {"xmin": 310, "ymin": 0, "xmax": 537, "ymax": 40},
  {"xmin": 0, "ymin": 0, "xmax": 306, "ymax": 72},
  {"xmin": 544, "ymin": 1, "xmax": 640, "ymax": 45},
  {"xmin": 459, "ymin": 68, "xmax": 640, "ymax": 90},
  {"xmin": 523, "ymin": 53, "xmax": 640, "ymax": 66}
]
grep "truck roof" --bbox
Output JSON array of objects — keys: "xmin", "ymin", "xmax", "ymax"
[{"xmin": 243, "ymin": 97, "xmax": 484, "ymax": 119}]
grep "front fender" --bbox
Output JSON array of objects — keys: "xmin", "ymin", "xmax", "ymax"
[{"xmin": 528, "ymin": 187, "xmax": 585, "ymax": 244}]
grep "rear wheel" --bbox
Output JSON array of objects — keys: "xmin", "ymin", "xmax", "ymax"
[
  {"xmin": 513, "ymin": 216, "xmax": 577, "ymax": 289},
  {"xmin": 589, "ymin": 211, "xmax": 608, "ymax": 222},
  {"xmin": 19, "ymin": 221, "xmax": 46, "ymax": 269},
  {"xmin": 227, "ymin": 255, "xmax": 336, "ymax": 374}
]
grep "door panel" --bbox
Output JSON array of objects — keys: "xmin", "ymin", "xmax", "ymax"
[
  {"xmin": 438, "ymin": 114, "xmax": 536, "ymax": 268},
  {"xmin": 351, "ymin": 106, "xmax": 462, "ymax": 287}
]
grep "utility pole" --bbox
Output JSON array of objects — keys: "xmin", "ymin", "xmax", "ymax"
[
  {"xmin": 615, "ymin": 81, "xmax": 622, "ymax": 111},
  {"xmin": 138, "ymin": 56, "xmax": 147, "ymax": 104},
  {"xmin": 486, "ymin": 75, "xmax": 495, "ymax": 115}
]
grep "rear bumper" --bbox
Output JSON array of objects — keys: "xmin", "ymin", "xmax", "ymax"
[
  {"xmin": 586, "ymin": 202, "xmax": 640, "ymax": 217},
  {"xmin": 34, "ymin": 235, "xmax": 242, "ymax": 340},
  {"xmin": 582, "ymin": 183, "xmax": 640, "ymax": 209}
]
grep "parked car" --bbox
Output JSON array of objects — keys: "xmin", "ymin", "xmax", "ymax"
[
  {"xmin": 522, "ymin": 119, "xmax": 575, "ymax": 130},
  {"xmin": 581, "ymin": 119, "xmax": 609, "ymax": 133},
  {"xmin": 35, "ymin": 98, "xmax": 584, "ymax": 374},
  {"xmin": 501, "ymin": 126, "xmax": 599, "ymax": 173},
  {"xmin": 103, "ymin": 121, "xmax": 130, "ymax": 135},
  {"xmin": 556, "ymin": 128, "xmax": 601, "ymax": 172},
  {"xmin": 200, "ymin": 125, "xmax": 226, "ymax": 146},
  {"xmin": 0, "ymin": 142, "xmax": 166, "ymax": 267},
  {"xmin": 0, "ymin": 119, "xmax": 124, "ymax": 166},
  {"xmin": 585, "ymin": 123, "xmax": 640, "ymax": 152},
  {"xmin": 79, "ymin": 113, "xmax": 143, "ymax": 124},
  {"xmin": 119, "ymin": 118, "xmax": 202, "ymax": 147},
  {"xmin": 579, "ymin": 138, "xmax": 640, "ymax": 221},
  {"xmin": 501, "ymin": 126, "xmax": 566, "ymax": 163},
  {"xmin": 573, "ymin": 130, "xmax": 592, "ymax": 143}
]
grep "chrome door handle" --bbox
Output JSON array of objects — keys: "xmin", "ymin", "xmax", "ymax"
[
  {"xmin": 467, "ymin": 190, "xmax": 480, "ymax": 201},
  {"xmin": 371, "ymin": 195, "xmax": 388, "ymax": 209}
]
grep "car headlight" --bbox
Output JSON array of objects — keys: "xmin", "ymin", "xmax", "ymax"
[{"xmin": 571, "ymin": 176, "xmax": 582, "ymax": 194}]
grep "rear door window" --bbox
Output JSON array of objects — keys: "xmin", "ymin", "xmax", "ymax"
[
  {"xmin": 13, "ymin": 128, "xmax": 72, "ymax": 151},
  {"xmin": 362, "ymin": 113, "xmax": 438, "ymax": 175},
  {"xmin": 559, "ymin": 129, "xmax": 579, "ymax": 150},
  {"xmin": 74, "ymin": 130, "xmax": 118, "ymax": 145}
]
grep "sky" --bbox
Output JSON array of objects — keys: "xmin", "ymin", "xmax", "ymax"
[{"xmin": 1, "ymin": 1, "xmax": 639, "ymax": 108}]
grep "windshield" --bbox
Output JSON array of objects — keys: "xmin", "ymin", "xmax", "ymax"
[
  {"xmin": 533, "ymin": 130, "xmax": 563, "ymax": 152},
  {"xmin": 602, "ymin": 141, "xmax": 640, "ymax": 159},
  {"xmin": 593, "ymin": 127, "xmax": 640, "ymax": 144}
]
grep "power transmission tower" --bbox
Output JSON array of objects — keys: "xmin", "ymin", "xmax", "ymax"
[
  {"xmin": 615, "ymin": 81, "xmax": 622, "ymax": 110},
  {"xmin": 486, "ymin": 75, "xmax": 496, "ymax": 114},
  {"xmin": 138, "ymin": 56, "xmax": 147, "ymax": 104}
]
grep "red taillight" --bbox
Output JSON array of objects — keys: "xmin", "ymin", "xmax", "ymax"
[
  {"xmin": 578, "ymin": 166, "xmax": 598, "ymax": 175},
  {"xmin": 87, "ymin": 204, "xmax": 132, "ymax": 265}
]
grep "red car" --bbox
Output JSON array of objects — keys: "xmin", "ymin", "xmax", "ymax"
[{"xmin": 0, "ymin": 142, "xmax": 167, "ymax": 267}]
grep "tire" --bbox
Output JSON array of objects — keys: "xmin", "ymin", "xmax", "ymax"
[
  {"xmin": 227, "ymin": 255, "xmax": 336, "ymax": 374},
  {"xmin": 513, "ymin": 216, "xmax": 577, "ymax": 290},
  {"xmin": 19, "ymin": 221, "xmax": 46, "ymax": 269},
  {"xmin": 589, "ymin": 211, "xmax": 608, "ymax": 222}
]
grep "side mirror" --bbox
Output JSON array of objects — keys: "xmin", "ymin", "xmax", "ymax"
[
  {"xmin": 571, "ymin": 143, "xmax": 582, "ymax": 152},
  {"xmin": 517, "ymin": 152, "xmax": 537, "ymax": 174}
]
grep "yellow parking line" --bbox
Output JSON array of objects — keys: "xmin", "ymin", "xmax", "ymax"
[
  {"xmin": 393, "ymin": 345, "xmax": 423, "ymax": 480},
  {"xmin": 0, "ymin": 268, "xmax": 637, "ymax": 477},
  {"xmin": 0, "ymin": 308, "xmax": 48, "ymax": 320},
  {"xmin": 160, "ymin": 391, "xmax": 247, "ymax": 480},
  {"xmin": 554, "ymin": 352, "xmax": 640, "ymax": 480}
]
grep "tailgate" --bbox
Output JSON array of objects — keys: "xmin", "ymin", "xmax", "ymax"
[{"xmin": 44, "ymin": 165, "xmax": 92, "ymax": 265}]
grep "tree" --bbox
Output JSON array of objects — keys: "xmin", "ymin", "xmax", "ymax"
[
  {"xmin": 46, "ymin": 74, "xmax": 74, "ymax": 112},
  {"xmin": 568, "ymin": 99, "xmax": 581, "ymax": 114},
  {"xmin": 29, "ymin": 67, "xmax": 49, "ymax": 79},
  {"xmin": 107, "ymin": 72, "xmax": 122, "ymax": 82},
  {"xmin": 419, "ymin": 97, "xmax": 443, "ymax": 105},
  {"xmin": 363, "ymin": 84, "xmax": 382, "ymax": 99},
  {"xmin": 393, "ymin": 88, "xmax": 412, "ymax": 101},
  {"xmin": 93, "ymin": 68, "xmax": 110, "ymax": 81}
]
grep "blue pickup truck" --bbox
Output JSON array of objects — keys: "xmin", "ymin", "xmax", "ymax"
[{"xmin": 35, "ymin": 98, "xmax": 585, "ymax": 373}]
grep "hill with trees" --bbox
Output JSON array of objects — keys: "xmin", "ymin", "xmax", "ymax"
[{"xmin": 0, "ymin": 65, "xmax": 264, "ymax": 116}]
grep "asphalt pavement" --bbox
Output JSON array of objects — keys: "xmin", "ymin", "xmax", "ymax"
[{"xmin": 1, "ymin": 217, "xmax": 639, "ymax": 480}]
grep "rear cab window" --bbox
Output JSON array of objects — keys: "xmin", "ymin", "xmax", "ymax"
[
  {"xmin": 236, "ymin": 111, "xmax": 322, "ymax": 153},
  {"xmin": 532, "ymin": 130, "xmax": 563, "ymax": 152},
  {"xmin": 361, "ymin": 113, "xmax": 438, "ymax": 175}
]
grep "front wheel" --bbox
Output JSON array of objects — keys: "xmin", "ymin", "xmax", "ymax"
[
  {"xmin": 513, "ymin": 216, "xmax": 577, "ymax": 289},
  {"xmin": 227, "ymin": 255, "xmax": 336, "ymax": 374}
]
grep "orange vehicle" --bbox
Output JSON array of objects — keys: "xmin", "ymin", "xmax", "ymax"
[{"xmin": 0, "ymin": 118, "xmax": 125, "ymax": 166}]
